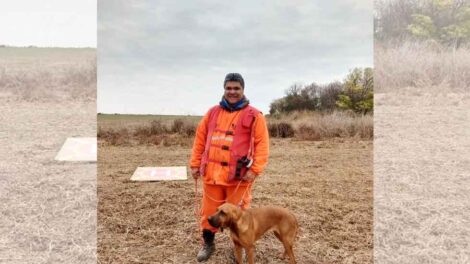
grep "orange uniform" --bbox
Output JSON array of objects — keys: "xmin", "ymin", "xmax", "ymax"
[{"xmin": 190, "ymin": 105, "xmax": 269, "ymax": 232}]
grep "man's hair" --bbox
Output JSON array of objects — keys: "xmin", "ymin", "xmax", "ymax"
[{"xmin": 224, "ymin": 73, "xmax": 244, "ymax": 89}]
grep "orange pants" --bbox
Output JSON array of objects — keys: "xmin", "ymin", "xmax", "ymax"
[{"xmin": 200, "ymin": 183, "xmax": 252, "ymax": 232}]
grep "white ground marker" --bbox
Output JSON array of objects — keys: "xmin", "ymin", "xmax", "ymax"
[
  {"xmin": 55, "ymin": 137, "xmax": 97, "ymax": 162},
  {"xmin": 131, "ymin": 166, "xmax": 187, "ymax": 181}
]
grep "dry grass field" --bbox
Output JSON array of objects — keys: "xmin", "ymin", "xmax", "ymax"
[
  {"xmin": 98, "ymin": 115, "xmax": 373, "ymax": 263},
  {"xmin": 97, "ymin": 111, "xmax": 373, "ymax": 148},
  {"xmin": 374, "ymin": 40, "xmax": 470, "ymax": 262},
  {"xmin": 374, "ymin": 92, "xmax": 470, "ymax": 263},
  {"xmin": 0, "ymin": 47, "xmax": 96, "ymax": 263},
  {"xmin": 0, "ymin": 47, "xmax": 96, "ymax": 102},
  {"xmin": 97, "ymin": 114, "xmax": 200, "ymax": 131},
  {"xmin": 375, "ymin": 41, "xmax": 470, "ymax": 92}
]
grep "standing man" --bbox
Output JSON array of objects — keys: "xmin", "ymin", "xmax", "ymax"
[{"xmin": 190, "ymin": 73, "xmax": 270, "ymax": 262}]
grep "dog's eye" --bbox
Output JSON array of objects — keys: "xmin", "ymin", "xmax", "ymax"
[{"xmin": 219, "ymin": 211, "xmax": 226, "ymax": 216}]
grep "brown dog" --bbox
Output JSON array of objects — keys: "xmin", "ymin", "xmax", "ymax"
[{"xmin": 208, "ymin": 203, "xmax": 298, "ymax": 264}]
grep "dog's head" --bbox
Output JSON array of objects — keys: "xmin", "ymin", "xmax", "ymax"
[{"xmin": 207, "ymin": 203, "xmax": 243, "ymax": 232}]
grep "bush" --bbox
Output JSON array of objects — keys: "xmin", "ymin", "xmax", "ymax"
[
  {"xmin": 268, "ymin": 122, "xmax": 295, "ymax": 138},
  {"xmin": 99, "ymin": 128, "xmax": 130, "ymax": 146},
  {"xmin": 150, "ymin": 120, "xmax": 168, "ymax": 135},
  {"xmin": 183, "ymin": 123, "xmax": 196, "ymax": 137},
  {"xmin": 101, "ymin": 118, "xmax": 198, "ymax": 146},
  {"xmin": 268, "ymin": 123, "xmax": 278, "ymax": 137},
  {"xmin": 296, "ymin": 124, "xmax": 321, "ymax": 140},
  {"xmin": 170, "ymin": 119, "xmax": 196, "ymax": 136},
  {"xmin": 170, "ymin": 119, "xmax": 184, "ymax": 133},
  {"xmin": 267, "ymin": 110, "xmax": 373, "ymax": 140},
  {"xmin": 133, "ymin": 126, "xmax": 148, "ymax": 137}
]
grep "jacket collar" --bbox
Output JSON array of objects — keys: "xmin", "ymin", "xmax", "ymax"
[{"xmin": 219, "ymin": 96, "xmax": 249, "ymax": 112}]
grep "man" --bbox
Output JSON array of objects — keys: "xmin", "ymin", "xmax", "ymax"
[{"xmin": 190, "ymin": 73, "xmax": 269, "ymax": 262}]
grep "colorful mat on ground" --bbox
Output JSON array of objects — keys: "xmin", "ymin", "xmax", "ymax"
[
  {"xmin": 131, "ymin": 166, "xmax": 188, "ymax": 181},
  {"xmin": 55, "ymin": 137, "xmax": 97, "ymax": 162}
]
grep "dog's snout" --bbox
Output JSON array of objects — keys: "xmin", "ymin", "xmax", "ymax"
[{"xmin": 208, "ymin": 215, "xmax": 219, "ymax": 228}]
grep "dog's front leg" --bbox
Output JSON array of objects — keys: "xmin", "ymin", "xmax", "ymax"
[
  {"xmin": 233, "ymin": 242, "xmax": 243, "ymax": 264},
  {"xmin": 246, "ymin": 246, "xmax": 255, "ymax": 264}
]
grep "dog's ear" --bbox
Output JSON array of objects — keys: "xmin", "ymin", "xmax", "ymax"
[
  {"xmin": 231, "ymin": 206, "xmax": 243, "ymax": 221},
  {"xmin": 237, "ymin": 214, "xmax": 249, "ymax": 233},
  {"xmin": 233, "ymin": 207, "xmax": 250, "ymax": 233}
]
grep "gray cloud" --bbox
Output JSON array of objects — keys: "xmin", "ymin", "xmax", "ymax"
[{"xmin": 98, "ymin": 0, "xmax": 372, "ymax": 115}]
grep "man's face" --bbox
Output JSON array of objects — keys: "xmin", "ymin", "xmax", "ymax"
[{"xmin": 224, "ymin": 81, "xmax": 244, "ymax": 104}]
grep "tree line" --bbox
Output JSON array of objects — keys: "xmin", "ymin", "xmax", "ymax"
[
  {"xmin": 269, "ymin": 67, "xmax": 373, "ymax": 115},
  {"xmin": 375, "ymin": 0, "xmax": 470, "ymax": 48}
]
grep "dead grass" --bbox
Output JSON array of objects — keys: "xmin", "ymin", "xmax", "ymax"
[
  {"xmin": 98, "ymin": 111, "xmax": 373, "ymax": 147},
  {"xmin": 98, "ymin": 128, "xmax": 131, "ymax": 146},
  {"xmin": 0, "ymin": 101, "xmax": 96, "ymax": 263},
  {"xmin": 374, "ymin": 38, "xmax": 470, "ymax": 262},
  {"xmin": 98, "ymin": 119, "xmax": 196, "ymax": 147},
  {"xmin": 97, "ymin": 114, "xmax": 200, "ymax": 131},
  {"xmin": 270, "ymin": 111, "xmax": 373, "ymax": 140},
  {"xmin": 375, "ymin": 41, "xmax": 470, "ymax": 92},
  {"xmin": 0, "ymin": 47, "xmax": 96, "ymax": 102},
  {"xmin": 98, "ymin": 138, "xmax": 373, "ymax": 263},
  {"xmin": 0, "ymin": 47, "xmax": 97, "ymax": 262},
  {"xmin": 267, "ymin": 122, "xmax": 295, "ymax": 138},
  {"xmin": 374, "ymin": 92, "xmax": 470, "ymax": 263}
]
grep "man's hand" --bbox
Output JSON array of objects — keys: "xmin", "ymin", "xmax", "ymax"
[
  {"xmin": 191, "ymin": 167, "xmax": 200, "ymax": 179},
  {"xmin": 241, "ymin": 170, "xmax": 257, "ymax": 182}
]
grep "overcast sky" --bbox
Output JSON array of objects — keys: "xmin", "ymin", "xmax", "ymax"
[
  {"xmin": 98, "ymin": 0, "xmax": 373, "ymax": 115},
  {"xmin": 0, "ymin": 0, "xmax": 96, "ymax": 47}
]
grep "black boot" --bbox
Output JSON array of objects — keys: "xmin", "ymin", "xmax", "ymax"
[{"xmin": 197, "ymin": 229, "xmax": 215, "ymax": 262}]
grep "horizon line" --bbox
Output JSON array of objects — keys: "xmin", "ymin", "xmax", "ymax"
[{"xmin": 0, "ymin": 44, "xmax": 96, "ymax": 49}]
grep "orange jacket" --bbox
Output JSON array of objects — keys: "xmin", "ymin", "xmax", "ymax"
[{"xmin": 190, "ymin": 106, "xmax": 269, "ymax": 186}]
